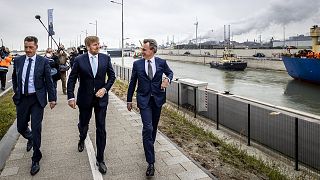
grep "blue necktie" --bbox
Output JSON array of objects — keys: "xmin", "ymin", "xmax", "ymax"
[
  {"xmin": 91, "ymin": 56, "xmax": 97, "ymax": 77},
  {"xmin": 24, "ymin": 58, "xmax": 33, "ymax": 94}
]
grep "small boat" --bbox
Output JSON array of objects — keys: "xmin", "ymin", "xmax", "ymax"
[{"xmin": 210, "ymin": 50, "xmax": 247, "ymax": 71}]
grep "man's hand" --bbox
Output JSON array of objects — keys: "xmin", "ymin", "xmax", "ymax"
[
  {"xmin": 161, "ymin": 78, "xmax": 169, "ymax": 89},
  {"xmin": 49, "ymin": 101, "xmax": 56, "ymax": 109},
  {"xmin": 127, "ymin": 103, "xmax": 132, "ymax": 111},
  {"xmin": 96, "ymin": 88, "xmax": 107, "ymax": 98},
  {"xmin": 68, "ymin": 99, "xmax": 77, "ymax": 109}
]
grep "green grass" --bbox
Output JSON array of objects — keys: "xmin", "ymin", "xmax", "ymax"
[
  {"xmin": 161, "ymin": 106, "xmax": 288, "ymax": 180},
  {"xmin": 0, "ymin": 90, "xmax": 16, "ymax": 140}
]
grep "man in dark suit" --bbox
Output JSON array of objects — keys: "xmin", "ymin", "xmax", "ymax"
[
  {"xmin": 127, "ymin": 39, "xmax": 173, "ymax": 177},
  {"xmin": 12, "ymin": 36, "xmax": 56, "ymax": 175},
  {"xmin": 67, "ymin": 36, "xmax": 115, "ymax": 174}
]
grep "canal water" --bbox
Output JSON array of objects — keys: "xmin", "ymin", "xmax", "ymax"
[{"xmin": 112, "ymin": 57, "xmax": 320, "ymax": 116}]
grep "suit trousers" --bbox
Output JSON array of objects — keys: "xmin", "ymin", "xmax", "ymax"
[
  {"xmin": 139, "ymin": 96, "xmax": 162, "ymax": 164},
  {"xmin": 16, "ymin": 94, "xmax": 44, "ymax": 162},
  {"xmin": 78, "ymin": 96, "xmax": 107, "ymax": 162}
]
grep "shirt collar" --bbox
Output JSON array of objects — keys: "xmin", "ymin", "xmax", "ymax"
[
  {"xmin": 88, "ymin": 52, "xmax": 98, "ymax": 59},
  {"xmin": 26, "ymin": 54, "xmax": 36, "ymax": 61},
  {"xmin": 146, "ymin": 56, "xmax": 155, "ymax": 63}
]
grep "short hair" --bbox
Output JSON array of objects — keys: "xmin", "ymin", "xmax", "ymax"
[
  {"xmin": 85, "ymin": 36, "xmax": 99, "ymax": 47},
  {"xmin": 143, "ymin": 39, "xmax": 157, "ymax": 53},
  {"xmin": 24, "ymin": 36, "xmax": 38, "ymax": 45},
  {"xmin": 46, "ymin": 48, "xmax": 53, "ymax": 53}
]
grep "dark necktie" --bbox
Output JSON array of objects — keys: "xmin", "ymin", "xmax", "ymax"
[
  {"xmin": 147, "ymin": 60, "xmax": 153, "ymax": 80},
  {"xmin": 24, "ymin": 58, "xmax": 33, "ymax": 94}
]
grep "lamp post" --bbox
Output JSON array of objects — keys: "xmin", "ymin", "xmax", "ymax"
[
  {"xmin": 89, "ymin": 20, "xmax": 98, "ymax": 36},
  {"xmin": 82, "ymin": 30, "xmax": 88, "ymax": 38},
  {"xmin": 110, "ymin": 0, "xmax": 124, "ymax": 67}
]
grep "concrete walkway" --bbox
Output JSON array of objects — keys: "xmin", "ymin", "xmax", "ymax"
[{"xmin": 0, "ymin": 85, "xmax": 211, "ymax": 179}]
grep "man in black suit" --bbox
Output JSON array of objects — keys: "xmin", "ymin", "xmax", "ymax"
[
  {"xmin": 12, "ymin": 36, "xmax": 56, "ymax": 175},
  {"xmin": 127, "ymin": 39, "xmax": 173, "ymax": 177},
  {"xmin": 67, "ymin": 36, "xmax": 115, "ymax": 174}
]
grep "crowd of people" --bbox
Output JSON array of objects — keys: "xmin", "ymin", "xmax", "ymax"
[{"xmin": 44, "ymin": 45, "xmax": 79, "ymax": 94}]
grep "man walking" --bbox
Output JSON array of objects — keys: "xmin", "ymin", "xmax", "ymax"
[
  {"xmin": 127, "ymin": 39, "xmax": 173, "ymax": 177},
  {"xmin": 67, "ymin": 36, "xmax": 115, "ymax": 174},
  {"xmin": 12, "ymin": 36, "xmax": 56, "ymax": 175}
]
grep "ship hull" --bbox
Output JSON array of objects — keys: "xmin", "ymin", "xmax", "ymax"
[
  {"xmin": 210, "ymin": 61, "xmax": 247, "ymax": 71},
  {"xmin": 282, "ymin": 56, "xmax": 320, "ymax": 84}
]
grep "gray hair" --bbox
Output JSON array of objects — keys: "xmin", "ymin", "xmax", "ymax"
[{"xmin": 143, "ymin": 39, "xmax": 157, "ymax": 53}]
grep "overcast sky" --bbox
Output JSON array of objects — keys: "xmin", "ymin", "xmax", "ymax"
[{"xmin": 1, "ymin": 0, "xmax": 320, "ymax": 50}]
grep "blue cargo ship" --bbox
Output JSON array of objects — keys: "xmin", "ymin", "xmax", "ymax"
[
  {"xmin": 282, "ymin": 57, "xmax": 320, "ymax": 84},
  {"xmin": 282, "ymin": 25, "xmax": 320, "ymax": 84}
]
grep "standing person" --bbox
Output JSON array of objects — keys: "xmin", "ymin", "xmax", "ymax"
[
  {"xmin": 57, "ymin": 45, "xmax": 69, "ymax": 95},
  {"xmin": 0, "ymin": 48, "xmax": 12, "ymax": 90},
  {"xmin": 67, "ymin": 36, "xmax": 115, "ymax": 174},
  {"xmin": 44, "ymin": 48, "xmax": 60, "ymax": 92},
  {"xmin": 127, "ymin": 39, "xmax": 173, "ymax": 177},
  {"xmin": 12, "ymin": 36, "xmax": 56, "ymax": 175},
  {"xmin": 69, "ymin": 47, "xmax": 78, "ymax": 69}
]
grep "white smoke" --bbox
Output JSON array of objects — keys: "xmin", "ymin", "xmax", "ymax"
[
  {"xmin": 232, "ymin": 0, "xmax": 320, "ymax": 36},
  {"xmin": 190, "ymin": 0, "xmax": 320, "ymax": 43}
]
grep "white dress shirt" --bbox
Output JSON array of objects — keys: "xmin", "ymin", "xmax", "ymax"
[
  {"xmin": 22, "ymin": 54, "xmax": 36, "ymax": 94},
  {"xmin": 145, "ymin": 56, "xmax": 156, "ymax": 77}
]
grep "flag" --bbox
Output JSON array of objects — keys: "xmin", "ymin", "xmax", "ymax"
[{"xmin": 48, "ymin": 9, "xmax": 55, "ymax": 36}]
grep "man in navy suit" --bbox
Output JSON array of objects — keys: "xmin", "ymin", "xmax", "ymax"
[
  {"xmin": 67, "ymin": 36, "xmax": 115, "ymax": 174},
  {"xmin": 12, "ymin": 36, "xmax": 56, "ymax": 175},
  {"xmin": 127, "ymin": 39, "xmax": 173, "ymax": 177}
]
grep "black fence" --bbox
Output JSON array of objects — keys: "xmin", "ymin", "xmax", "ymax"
[{"xmin": 113, "ymin": 64, "xmax": 320, "ymax": 172}]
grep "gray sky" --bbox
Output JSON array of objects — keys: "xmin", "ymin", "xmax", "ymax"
[{"xmin": 1, "ymin": 0, "xmax": 320, "ymax": 50}]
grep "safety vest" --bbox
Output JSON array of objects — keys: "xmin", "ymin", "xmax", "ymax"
[{"xmin": 0, "ymin": 55, "xmax": 12, "ymax": 72}]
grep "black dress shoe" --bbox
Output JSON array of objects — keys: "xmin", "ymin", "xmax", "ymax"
[
  {"xmin": 146, "ymin": 164, "xmax": 155, "ymax": 177},
  {"xmin": 26, "ymin": 139, "xmax": 33, "ymax": 152},
  {"xmin": 96, "ymin": 161, "xmax": 107, "ymax": 174},
  {"xmin": 30, "ymin": 161, "xmax": 40, "ymax": 176},
  {"xmin": 78, "ymin": 140, "xmax": 84, "ymax": 152}
]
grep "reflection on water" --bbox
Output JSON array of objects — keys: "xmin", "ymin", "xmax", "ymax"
[
  {"xmin": 284, "ymin": 80, "xmax": 320, "ymax": 115},
  {"xmin": 112, "ymin": 57, "xmax": 320, "ymax": 116}
]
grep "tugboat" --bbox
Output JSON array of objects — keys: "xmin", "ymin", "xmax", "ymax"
[
  {"xmin": 282, "ymin": 25, "xmax": 320, "ymax": 84},
  {"xmin": 209, "ymin": 49, "xmax": 247, "ymax": 71}
]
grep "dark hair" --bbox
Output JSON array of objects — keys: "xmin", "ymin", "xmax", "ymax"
[
  {"xmin": 24, "ymin": 36, "xmax": 38, "ymax": 45},
  {"xmin": 143, "ymin": 39, "xmax": 157, "ymax": 53}
]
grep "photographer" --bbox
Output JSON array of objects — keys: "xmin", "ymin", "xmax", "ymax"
[
  {"xmin": 44, "ymin": 48, "xmax": 60, "ymax": 93},
  {"xmin": 0, "ymin": 46, "xmax": 7, "ymax": 59},
  {"xmin": 69, "ymin": 47, "xmax": 78, "ymax": 69},
  {"xmin": 57, "ymin": 45, "xmax": 70, "ymax": 95}
]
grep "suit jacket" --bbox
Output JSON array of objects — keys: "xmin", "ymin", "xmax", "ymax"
[
  {"xmin": 12, "ymin": 55, "xmax": 56, "ymax": 108},
  {"xmin": 127, "ymin": 57, "xmax": 173, "ymax": 109},
  {"xmin": 67, "ymin": 53, "xmax": 116, "ymax": 108}
]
